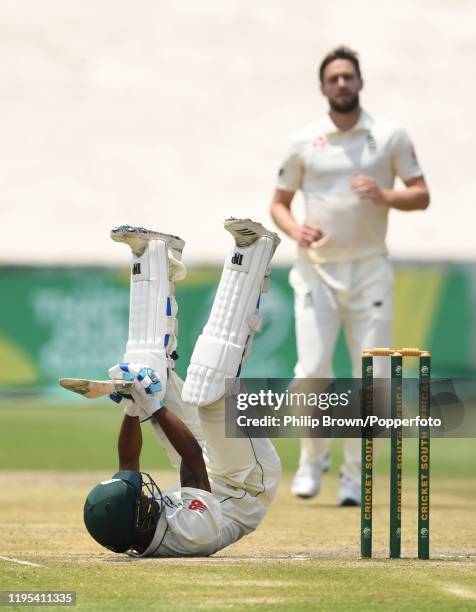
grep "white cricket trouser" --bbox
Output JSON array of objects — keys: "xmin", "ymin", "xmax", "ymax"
[
  {"xmin": 151, "ymin": 372, "xmax": 281, "ymax": 532},
  {"xmin": 290, "ymin": 255, "xmax": 393, "ymax": 483}
]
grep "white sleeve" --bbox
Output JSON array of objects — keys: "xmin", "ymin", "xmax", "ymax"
[
  {"xmin": 276, "ymin": 137, "xmax": 304, "ymax": 192},
  {"xmin": 168, "ymin": 488, "xmax": 222, "ymax": 549},
  {"xmin": 390, "ymin": 126, "xmax": 423, "ymax": 181}
]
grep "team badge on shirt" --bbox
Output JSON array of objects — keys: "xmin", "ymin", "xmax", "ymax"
[{"xmin": 312, "ymin": 135, "xmax": 328, "ymax": 149}]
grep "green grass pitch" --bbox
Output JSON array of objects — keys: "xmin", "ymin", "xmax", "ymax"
[{"xmin": 0, "ymin": 400, "xmax": 475, "ymax": 610}]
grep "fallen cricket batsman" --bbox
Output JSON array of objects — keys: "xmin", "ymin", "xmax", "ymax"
[{"xmin": 61, "ymin": 219, "xmax": 282, "ymax": 557}]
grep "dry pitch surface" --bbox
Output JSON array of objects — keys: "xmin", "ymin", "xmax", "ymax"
[{"xmin": 1, "ymin": 472, "xmax": 475, "ymax": 611}]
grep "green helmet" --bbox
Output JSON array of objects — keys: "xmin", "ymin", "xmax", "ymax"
[{"xmin": 83, "ymin": 471, "xmax": 162, "ymax": 553}]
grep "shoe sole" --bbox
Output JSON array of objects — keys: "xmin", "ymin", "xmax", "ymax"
[
  {"xmin": 293, "ymin": 493, "xmax": 318, "ymax": 499},
  {"xmin": 339, "ymin": 498, "xmax": 360, "ymax": 507},
  {"xmin": 225, "ymin": 217, "xmax": 281, "ymax": 253},
  {"xmin": 111, "ymin": 225, "xmax": 185, "ymax": 256},
  {"xmin": 291, "ymin": 486, "xmax": 320, "ymax": 499}
]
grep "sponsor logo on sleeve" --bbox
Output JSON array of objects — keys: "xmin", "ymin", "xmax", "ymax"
[
  {"xmin": 367, "ymin": 133, "xmax": 377, "ymax": 152},
  {"xmin": 411, "ymin": 146, "xmax": 419, "ymax": 165},
  {"xmin": 188, "ymin": 499, "xmax": 207, "ymax": 513}
]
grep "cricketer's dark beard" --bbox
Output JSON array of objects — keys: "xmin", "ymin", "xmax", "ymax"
[{"xmin": 329, "ymin": 93, "xmax": 360, "ymax": 113}]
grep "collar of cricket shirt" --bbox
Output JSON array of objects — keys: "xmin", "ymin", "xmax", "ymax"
[
  {"xmin": 321, "ymin": 108, "xmax": 374, "ymax": 135},
  {"xmin": 128, "ymin": 509, "xmax": 168, "ymax": 558},
  {"xmin": 141, "ymin": 509, "xmax": 168, "ymax": 557}
]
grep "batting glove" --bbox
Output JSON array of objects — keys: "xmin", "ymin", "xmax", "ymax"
[
  {"xmin": 108, "ymin": 362, "xmax": 164, "ymax": 420},
  {"xmin": 108, "ymin": 363, "xmax": 142, "ymax": 418}
]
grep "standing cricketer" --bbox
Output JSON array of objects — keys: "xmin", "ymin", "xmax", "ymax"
[
  {"xmin": 83, "ymin": 219, "xmax": 282, "ymax": 556},
  {"xmin": 270, "ymin": 46, "xmax": 429, "ymax": 505}
]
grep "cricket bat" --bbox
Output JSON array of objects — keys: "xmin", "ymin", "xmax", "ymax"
[{"xmin": 59, "ymin": 378, "xmax": 134, "ymax": 399}]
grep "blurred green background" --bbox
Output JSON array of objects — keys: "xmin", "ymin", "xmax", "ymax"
[
  {"xmin": 1, "ymin": 263, "xmax": 475, "ymax": 474},
  {"xmin": 1, "ymin": 262, "xmax": 475, "ymax": 393}
]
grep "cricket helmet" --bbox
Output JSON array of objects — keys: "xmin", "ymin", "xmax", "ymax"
[{"xmin": 83, "ymin": 470, "xmax": 163, "ymax": 553}]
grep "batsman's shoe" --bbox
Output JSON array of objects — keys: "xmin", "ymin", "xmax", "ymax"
[
  {"xmin": 291, "ymin": 454, "xmax": 330, "ymax": 499},
  {"xmin": 111, "ymin": 225, "xmax": 185, "ymax": 258},
  {"xmin": 338, "ymin": 473, "xmax": 361, "ymax": 507},
  {"xmin": 225, "ymin": 217, "xmax": 281, "ymax": 254}
]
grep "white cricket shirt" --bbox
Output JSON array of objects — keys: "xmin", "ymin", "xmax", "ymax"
[
  {"xmin": 136, "ymin": 484, "xmax": 265, "ymax": 557},
  {"xmin": 276, "ymin": 110, "xmax": 423, "ymax": 263}
]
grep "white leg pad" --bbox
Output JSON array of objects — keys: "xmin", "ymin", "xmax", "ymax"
[
  {"xmin": 182, "ymin": 219, "xmax": 279, "ymax": 406},
  {"xmin": 111, "ymin": 226, "xmax": 185, "ymax": 393}
]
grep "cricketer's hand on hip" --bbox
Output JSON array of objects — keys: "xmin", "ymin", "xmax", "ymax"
[{"xmin": 108, "ymin": 362, "xmax": 164, "ymax": 419}]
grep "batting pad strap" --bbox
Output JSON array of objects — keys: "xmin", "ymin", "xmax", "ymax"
[
  {"xmin": 189, "ymin": 335, "xmax": 243, "ymax": 371},
  {"xmin": 247, "ymin": 313, "xmax": 263, "ymax": 332},
  {"xmin": 182, "ymin": 221, "xmax": 278, "ymax": 407}
]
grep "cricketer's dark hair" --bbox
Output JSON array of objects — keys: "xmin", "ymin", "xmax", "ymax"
[{"xmin": 318, "ymin": 46, "xmax": 362, "ymax": 83}]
